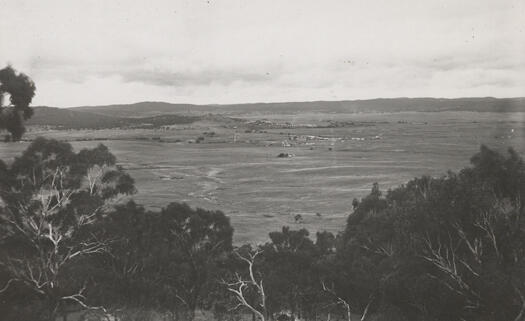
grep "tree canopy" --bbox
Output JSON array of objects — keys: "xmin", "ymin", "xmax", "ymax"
[
  {"xmin": 338, "ymin": 146, "xmax": 525, "ymax": 321},
  {"xmin": 0, "ymin": 137, "xmax": 135, "ymax": 320},
  {"xmin": 0, "ymin": 65, "xmax": 36, "ymax": 141}
]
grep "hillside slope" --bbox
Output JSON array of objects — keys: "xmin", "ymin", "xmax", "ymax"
[
  {"xmin": 27, "ymin": 107, "xmax": 199, "ymax": 129},
  {"xmin": 27, "ymin": 107, "xmax": 127, "ymax": 128},
  {"xmin": 69, "ymin": 97, "xmax": 525, "ymax": 118},
  {"xmin": 28, "ymin": 97, "xmax": 525, "ymax": 129}
]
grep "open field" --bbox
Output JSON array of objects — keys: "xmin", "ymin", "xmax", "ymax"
[{"xmin": 2, "ymin": 110, "xmax": 524, "ymax": 244}]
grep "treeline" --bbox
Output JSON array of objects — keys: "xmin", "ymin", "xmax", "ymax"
[{"xmin": 1, "ymin": 138, "xmax": 524, "ymax": 321}]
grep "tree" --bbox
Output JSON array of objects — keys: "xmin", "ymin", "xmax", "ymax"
[
  {"xmin": 224, "ymin": 248, "xmax": 268, "ymax": 321},
  {"xmin": 321, "ymin": 281, "xmax": 353, "ymax": 321},
  {"xmin": 251, "ymin": 227, "xmax": 340, "ymax": 321},
  {"xmin": 160, "ymin": 202, "xmax": 234, "ymax": 321},
  {"xmin": 0, "ymin": 65, "xmax": 37, "ymax": 141},
  {"xmin": 0, "ymin": 137, "xmax": 135, "ymax": 320},
  {"xmin": 338, "ymin": 145, "xmax": 525, "ymax": 321},
  {"xmin": 86, "ymin": 201, "xmax": 171, "ymax": 314}
]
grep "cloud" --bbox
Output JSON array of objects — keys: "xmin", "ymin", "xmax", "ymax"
[
  {"xmin": 1, "ymin": 0, "xmax": 523, "ymax": 106},
  {"xmin": 119, "ymin": 68, "xmax": 277, "ymax": 87}
]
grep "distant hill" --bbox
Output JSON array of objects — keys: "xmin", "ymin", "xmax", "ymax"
[
  {"xmin": 72, "ymin": 102, "xmax": 201, "ymax": 118},
  {"xmin": 27, "ymin": 107, "xmax": 128, "ymax": 128},
  {"xmin": 27, "ymin": 106, "xmax": 198, "ymax": 129},
  {"xmin": 69, "ymin": 97, "xmax": 525, "ymax": 118},
  {"xmin": 28, "ymin": 97, "xmax": 525, "ymax": 129}
]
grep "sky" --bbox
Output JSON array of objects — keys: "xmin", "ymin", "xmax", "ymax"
[{"xmin": 1, "ymin": 0, "xmax": 524, "ymax": 107}]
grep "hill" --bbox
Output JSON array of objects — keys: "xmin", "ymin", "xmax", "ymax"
[
  {"xmin": 71, "ymin": 102, "xmax": 201, "ymax": 118},
  {"xmin": 26, "ymin": 107, "xmax": 128, "ymax": 128},
  {"xmin": 27, "ymin": 107, "xmax": 199, "ymax": 129},
  {"xmin": 69, "ymin": 97, "xmax": 525, "ymax": 118},
  {"xmin": 28, "ymin": 97, "xmax": 525, "ymax": 129}
]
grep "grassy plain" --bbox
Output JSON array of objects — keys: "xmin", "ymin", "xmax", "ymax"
[{"xmin": 2, "ymin": 110, "xmax": 524, "ymax": 244}]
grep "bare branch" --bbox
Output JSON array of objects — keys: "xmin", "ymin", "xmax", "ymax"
[
  {"xmin": 420, "ymin": 233, "xmax": 481, "ymax": 310},
  {"xmin": 224, "ymin": 250, "xmax": 267, "ymax": 321},
  {"xmin": 321, "ymin": 281, "xmax": 352, "ymax": 321},
  {"xmin": 0, "ymin": 278, "xmax": 18, "ymax": 293},
  {"xmin": 61, "ymin": 285, "xmax": 108, "ymax": 315}
]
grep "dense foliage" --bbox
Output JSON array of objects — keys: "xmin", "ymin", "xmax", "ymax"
[
  {"xmin": 0, "ymin": 65, "xmax": 36, "ymax": 141},
  {"xmin": 338, "ymin": 146, "xmax": 525, "ymax": 321},
  {"xmin": 1, "ymin": 139, "xmax": 524, "ymax": 321}
]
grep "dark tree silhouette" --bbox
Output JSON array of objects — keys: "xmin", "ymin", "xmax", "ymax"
[
  {"xmin": 0, "ymin": 137, "xmax": 135, "ymax": 321},
  {"xmin": 0, "ymin": 66, "xmax": 36, "ymax": 141},
  {"xmin": 338, "ymin": 145, "xmax": 525, "ymax": 321},
  {"xmin": 159, "ymin": 203, "xmax": 234, "ymax": 321}
]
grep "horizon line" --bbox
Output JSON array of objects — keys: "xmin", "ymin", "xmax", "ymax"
[{"xmin": 33, "ymin": 96, "xmax": 525, "ymax": 109}]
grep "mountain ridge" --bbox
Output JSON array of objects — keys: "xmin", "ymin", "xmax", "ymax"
[
  {"xmin": 66, "ymin": 97, "xmax": 525, "ymax": 116},
  {"xmin": 28, "ymin": 97, "xmax": 525, "ymax": 129}
]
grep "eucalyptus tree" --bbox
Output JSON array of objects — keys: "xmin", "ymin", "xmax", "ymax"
[{"xmin": 0, "ymin": 137, "xmax": 135, "ymax": 320}]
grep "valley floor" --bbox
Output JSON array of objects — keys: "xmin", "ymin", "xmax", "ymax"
[{"xmin": 2, "ymin": 110, "xmax": 523, "ymax": 243}]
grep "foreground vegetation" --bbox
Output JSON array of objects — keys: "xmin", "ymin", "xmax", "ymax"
[{"xmin": 1, "ymin": 137, "xmax": 524, "ymax": 321}]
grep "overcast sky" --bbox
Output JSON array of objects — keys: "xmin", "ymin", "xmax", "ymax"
[{"xmin": 1, "ymin": 0, "xmax": 524, "ymax": 107}]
